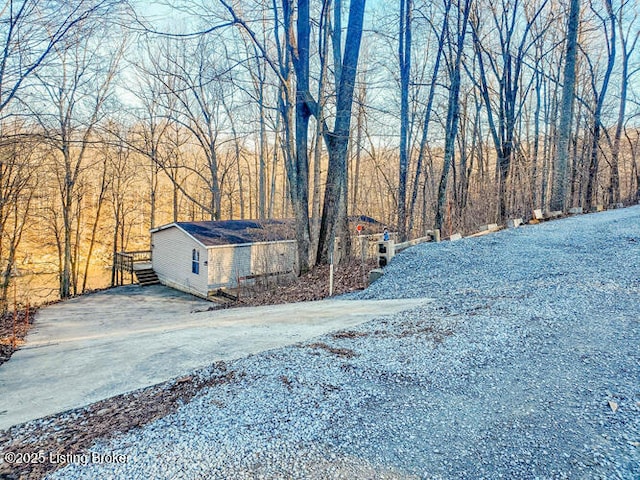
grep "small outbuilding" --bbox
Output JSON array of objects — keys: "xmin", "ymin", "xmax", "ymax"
[{"xmin": 151, "ymin": 219, "xmax": 296, "ymax": 298}]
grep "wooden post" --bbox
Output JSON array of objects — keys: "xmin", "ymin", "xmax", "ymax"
[
  {"xmin": 12, "ymin": 282, "xmax": 16, "ymax": 348},
  {"xmin": 329, "ymin": 250, "xmax": 334, "ymax": 297},
  {"xmin": 360, "ymin": 236, "xmax": 366, "ymax": 284},
  {"xmin": 329, "ymin": 263, "xmax": 334, "ymax": 296}
]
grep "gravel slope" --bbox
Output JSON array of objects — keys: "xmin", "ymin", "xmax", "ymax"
[{"xmin": 47, "ymin": 207, "xmax": 639, "ymax": 479}]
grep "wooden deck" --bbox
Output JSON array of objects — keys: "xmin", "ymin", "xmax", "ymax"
[{"xmin": 113, "ymin": 251, "xmax": 156, "ymax": 286}]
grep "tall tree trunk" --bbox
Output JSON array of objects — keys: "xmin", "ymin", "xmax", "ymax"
[
  {"xmin": 258, "ymin": 64, "xmax": 267, "ymax": 219},
  {"xmin": 83, "ymin": 156, "xmax": 110, "ymax": 293},
  {"xmin": 608, "ymin": 10, "xmax": 637, "ymax": 205},
  {"xmin": 435, "ymin": 0, "xmax": 469, "ymax": 231},
  {"xmin": 290, "ymin": 0, "xmax": 312, "ymax": 273},
  {"xmin": 585, "ymin": 0, "xmax": 616, "ymax": 210},
  {"xmin": 531, "ymin": 64, "xmax": 542, "ymax": 208},
  {"xmin": 316, "ymin": 0, "xmax": 366, "ymax": 264},
  {"xmin": 351, "ymin": 81, "xmax": 365, "ymax": 211},
  {"xmin": 397, "ymin": 0, "xmax": 412, "ymax": 241},
  {"xmin": 60, "ymin": 149, "xmax": 73, "ymax": 299},
  {"xmin": 311, "ymin": 0, "xmax": 332, "ymax": 254},
  {"xmin": 268, "ymin": 111, "xmax": 282, "ymax": 218},
  {"xmin": 408, "ymin": 1, "xmax": 449, "ymax": 235},
  {"xmin": 551, "ymin": 0, "xmax": 580, "ymax": 211}
]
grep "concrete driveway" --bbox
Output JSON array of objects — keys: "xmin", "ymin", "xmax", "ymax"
[{"xmin": 0, "ymin": 285, "xmax": 428, "ymax": 430}]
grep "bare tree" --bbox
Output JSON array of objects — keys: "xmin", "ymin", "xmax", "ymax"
[
  {"xmin": 311, "ymin": 0, "xmax": 332, "ymax": 244},
  {"xmin": 217, "ymin": 1, "xmax": 367, "ymax": 268},
  {"xmin": 28, "ymin": 24, "xmax": 122, "ymax": 298},
  {"xmin": 288, "ymin": 0, "xmax": 313, "ymax": 269},
  {"xmin": 238, "ymin": 33, "xmax": 270, "ymax": 219},
  {"xmin": 608, "ymin": 0, "xmax": 639, "ymax": 205},
  {"xmin": 0, "ymin": 0, "xmax": 121, "ymax": 302},
  {"xmin": 407, "ymin": 0, "xmax": 450, "ymax": 236},
  {"xmin": 470, "ymin": 0, "xmax": 551, "ymax": 222},
  {"xmin": 0, "ymin": 0, "xmax": 120, "ymax": 116},
  {"xmin": 0, "ymin": 127, "xmax": 35, "ymax": 311},
  {"xmin": 149, "ymin": 36, "xmax": 237, "ymax": 220},
  {"xmin": 109, "ymin": 129, "xmax": 137, "ymax": 286},
  {"xmin": 551, "ymin": 0, "xmax": 581, "ymax": 211},
  {"xmin": 434, "ymin": 0, "xmax": 471, "ymax": 231},
  {"xmin": 216, "ymin": 0, "xmax": 311, "ymax": 272},
  {"xmin": 127, "ymin": 40, "xmax": 176, "ymax": 232},
  {"xmin": 583, "ymin": 0, "xmax": 616, "ymax": 209},
  {"xmin": 397, "ymin": 0, "xmax": 412, "ymax": 241},
  {"xmin": 81, "ymin": 134, "xmax": 110, "ymax": 293},
  {"xmin": 316, "ymin": 0, "xmax": 367, "ymax": 264}
]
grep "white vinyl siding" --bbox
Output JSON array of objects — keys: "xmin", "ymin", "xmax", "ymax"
[
  {"xmin": 207, "ymin": 245, "xmax": 251, "ymax": 289},
  {"xmin": 250, "ymin": 242, "xmax": 294, "ymax": 276},
  {"xmin": 207, "ymin": 241, "xmax": 296, "ymax": 290},
  {"xmin": 152, "ymin": 227, "xmax": 208, "ymax": 297}
]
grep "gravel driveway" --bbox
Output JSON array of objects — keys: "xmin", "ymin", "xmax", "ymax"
[{"xmin": 41, "ymin": 207, "xmax": 640, "ymax": 478}]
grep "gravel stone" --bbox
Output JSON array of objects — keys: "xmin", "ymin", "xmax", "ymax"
[{"xmin": 47, "ymin": 207, "xmax": 639, "ymax": 479}]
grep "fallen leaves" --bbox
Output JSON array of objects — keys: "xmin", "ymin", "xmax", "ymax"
[
  {"xmin": 0, "ymin": 363, "xmax": 237, "ymax": 480},
  {"xmin": 304, "ymin": 342, "xmax": 358, "ymax": 359},
  {"xmin": 0, "ymin": 309, "xmax": 34, "ymax": 366},
  {"xmin": 237, "ymin": 259, "xmax": 376, "ymax": 307},
  {"xmin": 332, "ymin": 330, "xmax": 369, "ymax": 340}
]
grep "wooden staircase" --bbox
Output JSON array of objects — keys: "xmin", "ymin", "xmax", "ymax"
[
  {"xmin": 134, "ymin": 268, "xmax": 160, "ymax": 286},
  {"xmin": 114, "ymin": 250, "xmax": 152, "ymax": 286}
]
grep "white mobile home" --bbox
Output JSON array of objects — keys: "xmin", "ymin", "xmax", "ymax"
[{"xmin": 151, "ymin": 220, "xmax": 296, "ymax": 298}]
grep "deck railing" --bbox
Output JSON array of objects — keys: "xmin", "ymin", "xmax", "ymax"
[{"xmin": 113, "ymin": 250, "xmax": 152, "ymax": 285}]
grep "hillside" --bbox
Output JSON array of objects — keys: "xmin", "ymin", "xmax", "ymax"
[{"xmin": 2, "ymin": 206, "xmax": 639, "ymax": 479}]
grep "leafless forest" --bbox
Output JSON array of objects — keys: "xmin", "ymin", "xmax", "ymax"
[{"xmin": 0, "ymin": 0, "xmax": 638, "ymax": 309}]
